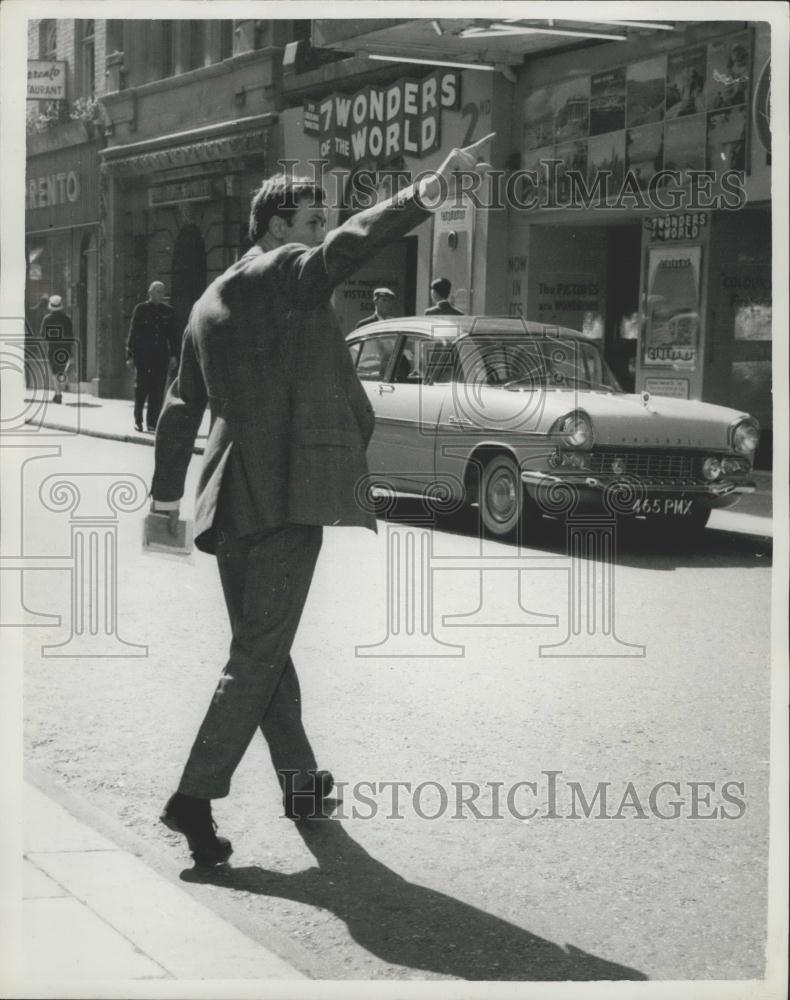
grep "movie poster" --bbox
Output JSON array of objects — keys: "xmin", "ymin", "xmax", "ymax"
[
  {"xmin": 707, "ymin": 33, "xmax": 751, "ymax": 111},
  {"xmin": 520, "ymin": 144, "xmax": 553, "ymax": 204},
  {"xmin": 550, "ymin": 77, "xmax": 590, "ymax": 142},
  {"xmin": 707, "ymin": 106, "xmax": 747, "ymax": 171},
  {"xmin": 663, "ymin": 114, "xmax": 707, "ymax": 177},
  {"xmin": 554, "ymin": 140, "xmax": 587, "ymax": 201},
  {"xmin": 643, "ymin": 245, "xmax": 702, "ymax": 368},
  {"xmin": 588, "ymin": 130, "xmax": 625, "ymax": 190},
  {"xmin": 590, "ymin": 67, "xmax": 626, "ymax": 135},
  {"xmin": 666, "ymin": 46, "xmax": 707, "ymax": 118},
  {"xmin": 523, "ymin": 88, "xmax": 554, "ymax": 149},
  {"xmin": 627, "ymin": 55, "xmax": 667, "ymax": 127},
  {"xmin": 626, "ymin": 122, "xmax": 664, "ymax": 189}
]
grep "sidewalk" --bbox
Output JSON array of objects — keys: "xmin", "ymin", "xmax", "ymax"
[
  {"xmin": 8, "ymin": 779, "xmax": 304, "ymax": 992},
  {"xmin": 23, "ymin": 387, "xmax": 210, "ymax": 454},
  {"xmin": 24, "ymin": 389, "xmax": 773, "ymax": 531}
]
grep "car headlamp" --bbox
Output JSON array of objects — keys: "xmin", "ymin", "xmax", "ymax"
[
  {"xmin": 731, "ymin": 419, "xmax": 759, "ymax": 456},
  {"xmin": 557, "ymin": 412, "xmax": 593, "ymax": 450}
]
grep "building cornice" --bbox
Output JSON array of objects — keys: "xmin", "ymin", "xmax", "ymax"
[{"xmin": 99, "ymin": 112, "xmax": 277, "ymax": 176}]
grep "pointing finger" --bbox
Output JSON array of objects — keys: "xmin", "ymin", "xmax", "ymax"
[{"xmin": 462, "ymin": 131, "xmax": 496, "ymax": 153}]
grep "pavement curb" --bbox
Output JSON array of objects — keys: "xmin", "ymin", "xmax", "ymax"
[
  {"xmin": 22, "ymin": 764, "xmax": 330, "ymax": 982},
  {"xmin": 25, "ymin": 419, "xmax": 205, "ymax": 455}
]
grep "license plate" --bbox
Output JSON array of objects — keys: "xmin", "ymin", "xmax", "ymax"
[{"xmin": 632, "ymin": 498, "xmax": 694, "ymax": 517}]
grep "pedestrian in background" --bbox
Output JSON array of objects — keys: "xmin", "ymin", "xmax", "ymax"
[
  {"xmin": 40, "ymin": 294, "xmax": 73, "ymax": 404},
  {"xmin": 126, "ymin": 281, "xmax": 178, "ymax": 433},
  {"xmin": 26, "ymin": 293, "xmax": 50, "ymax": 390},
  {"xmin": 425, "ymin": 277, "xmax": 463, "ymax": 315},
  {"xmin": 355, "ymin": 286, "xmax": 397, "ymax": 328}
]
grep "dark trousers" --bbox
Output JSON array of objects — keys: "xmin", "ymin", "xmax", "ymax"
[
  {"xmin": 133, "ymin": 362, "xmax": 169, "ymax": 429},
  {"xmin": 177, "ymin": 522, "xmax": 324, "ymax": 800}
]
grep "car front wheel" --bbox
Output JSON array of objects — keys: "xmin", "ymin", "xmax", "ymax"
[{"xmin": 479, "ymin": 454, "xmax": 524, "ymax": 537}]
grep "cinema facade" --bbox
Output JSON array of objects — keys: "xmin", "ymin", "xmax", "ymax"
[
  {"xmin": 285, "ymin": 18, "xmax": 773, "ymax": 460},
  {"xmin": 44, "ymin": 17, "xmax": 771, "ymax": 457}
]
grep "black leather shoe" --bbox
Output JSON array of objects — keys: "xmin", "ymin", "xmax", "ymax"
[
  {"xmin": 283, "ymin": 770, "xmax": 334, "ymax": 821},
  {"xmin": 134, "ymin": 421, "xmax": 143, "ymax": 432},
  {"xmin": 160, "ymin": 792, "xmax": 233, "ymax": 866}
]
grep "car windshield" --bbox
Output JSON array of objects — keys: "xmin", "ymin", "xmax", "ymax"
[{"xmin": 454, "ymin": 336, "xmax": 622, "ymax": 393}]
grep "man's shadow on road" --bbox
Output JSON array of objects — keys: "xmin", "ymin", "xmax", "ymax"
[{"xmin": 182, "ymin": 816, "xmax": 647, "ymax": 981}]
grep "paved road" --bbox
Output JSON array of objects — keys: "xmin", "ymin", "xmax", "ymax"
[{"xmin": 19, "ymin": 433, "xmax": 772, "ymax": 982}]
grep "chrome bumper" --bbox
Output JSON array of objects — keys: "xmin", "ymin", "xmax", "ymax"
[{"xmin": 521, "ymin": 469, "xmax": 756, "ymax": 498}]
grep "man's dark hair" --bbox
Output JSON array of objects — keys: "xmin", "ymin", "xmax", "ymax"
[
  {"xmin": 248, "ymin": 174, "xmax": 326, "ymax": 244},
  {"xmin": 431, "ymin": 277, "xmax": 452, "ymax": 299}
]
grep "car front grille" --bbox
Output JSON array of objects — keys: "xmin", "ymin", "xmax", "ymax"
[{"xmin": 588, "ymin": 450, "xmax": 696, "ymax": 479}]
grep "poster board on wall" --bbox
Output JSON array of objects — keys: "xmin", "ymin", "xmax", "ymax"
[{"xmin": 642, "ymin": 244, "xmax": 703, "ymax": 369}]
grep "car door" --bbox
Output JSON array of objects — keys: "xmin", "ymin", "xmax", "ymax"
[
  {"xmin": 352, "ymin": 332, "xmax": 400, "ymax": 478},
  {"xmin": 373, "ymin": 333, "xmax": 452, "ymax": 491}
]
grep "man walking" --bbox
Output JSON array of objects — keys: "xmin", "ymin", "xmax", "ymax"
[
  {"xmin": 354, "ymin": 286, "xmax": 397, "ymax": 328},
  {"xmin": 150, "ymin": 135, "xmax": 493, "ymax": 866},
  {"xmin": 40, "ymin": 294, "xmax": 73, "ymax": 403},
  {"xmin": 425, "ymin": 277, "xmax": 463, "ymax": 315},
  {"xmin": 126, "ymin": 281, "xmax": 178, "ymax": 433}
]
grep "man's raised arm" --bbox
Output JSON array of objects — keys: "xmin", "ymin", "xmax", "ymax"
[{"xmin": 285, "ymin": 133, "xmax": 496, "ymax": 304}]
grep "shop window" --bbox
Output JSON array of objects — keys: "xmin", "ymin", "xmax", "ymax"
[
  {"xmin": 39, "ymin": 20, "xmax": 57, "ymax": 60},
  {"xmin": 79, "ymin": 20, "xmax": 96, "ymax": 99}
]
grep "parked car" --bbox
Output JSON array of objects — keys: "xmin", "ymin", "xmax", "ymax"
[{"xmin": 346, "ymin": 316, "xmax": 759, "ymax": 537}]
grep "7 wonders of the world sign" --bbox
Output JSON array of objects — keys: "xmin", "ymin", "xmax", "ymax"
[{"xmin": 303, "ymin": 69, "xmax": 461, "ymax": 166}]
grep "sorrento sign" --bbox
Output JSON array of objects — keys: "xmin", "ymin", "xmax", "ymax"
[
  {"xmin": 28, "ymin": 61, "xmax": 67, "ymax": 100},
  {"xmin": 303, "ymin": 70, "xmax": 461, "ymax": 166}
]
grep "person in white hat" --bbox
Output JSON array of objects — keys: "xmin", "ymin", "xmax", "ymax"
[
  {"xmin": 354, "ymin": 286, "xmax": 397, "ymax": 329},
  {"xmin": 40, "ymin": 294, "xmax": 73, "ymax": 404}
]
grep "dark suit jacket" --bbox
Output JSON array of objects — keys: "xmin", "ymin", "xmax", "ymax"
[
  {"xmin": 354, "ymin": 313, "xmax": 381, "ymax": 329},
  {"xmin": 126, "ymin": 301, "xmax": 178, "ymax": 367},
  {"xmin": 425, "ymin": 300, "xmax": 463, "ymax": 316},
  {"xmin": 151, "ymin": 187, "xmax": 430, "ymax": 553}
]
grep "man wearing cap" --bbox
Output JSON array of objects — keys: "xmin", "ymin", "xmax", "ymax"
[
  {"xmin": 126, "ymin": 281, "xmax": 179, "ymax": 433},
  {"xmin": 355, "ymin": 286, "xmax": 397, "ymax": 329},
  {"xmin": 40, "ymin": 295, "xmax": 73, "ymax": 404}
]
